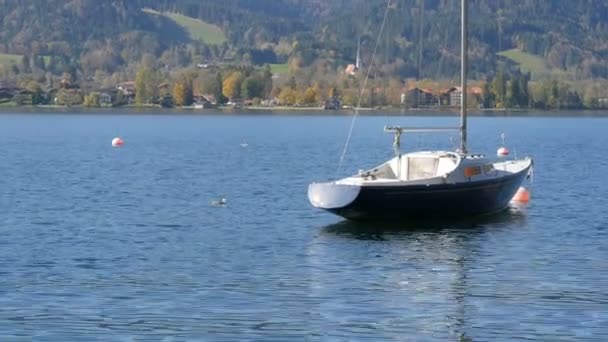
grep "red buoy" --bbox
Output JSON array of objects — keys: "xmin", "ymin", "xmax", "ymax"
[
  {"xmin": 511, "ymin": 186, "xmax": 530, "ymax": 203},
  {"xmin": 497, "ymin": 146, "xmax": 509, "ymax": 157},
  {"xmin": 112, "ymin": 137, "xmax": 124, "ymax": 147}
]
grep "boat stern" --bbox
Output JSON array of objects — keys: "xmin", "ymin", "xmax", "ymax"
[{"xmin": 308, "ymin": 182, "xmax": 360, "ymax": 210}]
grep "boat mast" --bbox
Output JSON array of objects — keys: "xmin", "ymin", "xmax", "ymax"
[{"xmin": 460, "ymin": 0, "xmax": 468, "ymax": 154}]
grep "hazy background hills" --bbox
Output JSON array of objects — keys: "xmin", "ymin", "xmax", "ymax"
[{"xmin": 1, "ymin": 0, "xmax": 608, "ymax": 82}]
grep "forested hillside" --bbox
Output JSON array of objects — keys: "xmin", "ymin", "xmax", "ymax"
[
  {"xmin": 1, "ymin": 0, "xmax": 608, "ymax": 110},
  {"xmin": 1, "ymin": 0, "xmax": 608, "ymax": 79}
]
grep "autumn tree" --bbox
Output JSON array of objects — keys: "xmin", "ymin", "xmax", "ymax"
[
  {"xmin": 222, "ymin": 71, "xmax": 244, "ymax": 100},
  {"xmin": 173, "ymin": 78, "xmax": 193, "ymax": 107},
  {"xmin": 55, "ymin": 89, "xmax": 83, "ymax": 106},
  {"xmin": 135, "ymin": 67, "xmax": 158, "ymax": 105},
  {"xmin": 312, "ymin": 83, "xmax": 326, "ymax": 103},
  {"xmin": 84, "ymin": 92, "xmax": 100, "ymax": 107},
  {"xmin": 299, "ymin": 86, "xmax": 317, "ymax": 105},
  {"xmin": 278, "ymin": 87, "xmax": 297, "ymax": 106}
]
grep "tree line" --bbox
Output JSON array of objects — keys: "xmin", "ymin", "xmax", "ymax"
[{"xmin": 5, "ymin": 59, "xmax": 606, "ymax": 111}]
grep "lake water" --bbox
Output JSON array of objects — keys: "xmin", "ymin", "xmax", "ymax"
[{"xmin": 0, "ymin": 111, "xmax": 607, "ymax": 341}]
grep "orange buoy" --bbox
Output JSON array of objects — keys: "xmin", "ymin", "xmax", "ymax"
[
  {"xmin": 511, "ymin": 186, "xmax": 531, "ymax": 203},
  {"xmin": 497, "ymin": 146, "xmax": 509, "ymax": 157},
  {"xmin": 111, "ymin": 137, "xmax": 124, "ymax": 147}
]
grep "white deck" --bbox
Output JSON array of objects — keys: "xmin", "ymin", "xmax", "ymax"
[{"xmin": 336, "ymin": 151, "xmax": 532, "ymax": 187}]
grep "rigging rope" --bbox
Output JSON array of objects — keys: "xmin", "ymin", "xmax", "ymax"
[{"xmin": 336, "ymin": 0, "xmax": 392, "ymax": 174}]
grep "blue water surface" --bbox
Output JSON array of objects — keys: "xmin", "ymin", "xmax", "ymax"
[{"xmin": 0, "ymin": 111, "xmax": 606, "ymax": 341}]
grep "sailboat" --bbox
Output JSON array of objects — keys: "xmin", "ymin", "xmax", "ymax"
[{"xmin": 308, "ymin": 0, "xmax": 533, "ymax": 221}]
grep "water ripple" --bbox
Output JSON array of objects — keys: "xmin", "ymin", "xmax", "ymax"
[{"xmin": 0, "ymin": 114, "xmax": 607, "ymax": 340}]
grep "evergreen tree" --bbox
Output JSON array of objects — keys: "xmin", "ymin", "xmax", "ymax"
[
  {"xmin": 20, "ymin": 55, "xmax": 31, "ymax": 73},
  {"xmin": 288, "ymin": 76, "xmax": 297, "ymax": 90},
  {"xmin": 214, "ymin": 72, "xmax": 227, "ymax": 105},
  {"xmin": 482, "ymin": 82, "xmax": 493, "ymax": 109},
  {"xmin": 262, "ymin": 64, "xmax": 273, "ymax": 98},
  {"xmin": 506, "ymin": 79, "xmax": 521, "ymax": 108},
  {"xmin": 518, "ymin": 74, "xmax": 530, "ymax": 107},
  {"xmin": 241, "ymin": 76, "xmax": 264, "ymax": 100},
  {"xmin": 492, "ymin": 68, "xmax": 506, "ymax": 108}
]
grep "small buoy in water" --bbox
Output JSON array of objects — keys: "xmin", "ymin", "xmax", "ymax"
[
  {"xmin": 211, "ymin": 197, "xmax": 227, "ymax": 206},
  {"xmin": 112, "ymin": 137, "xmax": 124, "ymax": 147},
  {"xmin": 511, "ymin": 186, "xmax": 531, "ymax": 203},
  {"xmin": 497, "ymin": 146, "xmax": 509, "ymax": 157}
]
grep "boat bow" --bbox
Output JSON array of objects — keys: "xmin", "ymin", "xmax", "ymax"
[{"xmin": 308, "ymin": 182, "xmax": 360, "ymax": 209}]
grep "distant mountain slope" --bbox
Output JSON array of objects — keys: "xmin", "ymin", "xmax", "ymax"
[
  {"xmin": 0, "ymin": 0, "xmax": 190, "ymax": 73},
  {"xmin": 310, "ymin": 0, "xmax": 608, "ymax": 79},
  {"xmin": 0, "ymin": 0, "xmax": 607, "ymax": 79}
]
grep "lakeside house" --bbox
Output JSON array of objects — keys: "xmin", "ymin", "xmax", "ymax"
[
  {"xmin": 400, "ymin": 85, "xmax": 484, "ymax": 108},
  {"xmin": 344, "ymin": 64, "xmax": 358, "ymax": 76},
  {"xmin": 0, "ymin": 81, "xmax": 20, "ymax": 101},
  {"xmin": 440, "ymin": 86, "xmax": 483, "ymax": 107},
  {"xmin": 260, "ymin": 98, "xmax": 279, "ymax": 107},
  {"xmin": 13, "ymin": 89, "xmax": 34, "ymax": 105},
  {"xmin": 60, "ymin": 75, "xmax": 72, "ymax": 88},
  {"xmin": 197, "ymin": 63, "xmax": 217, "ymax": 69},
  {"xmin": 99, "ymin": 90, "xmax": 114, "ymax": 107},
  {"xmin": 116, "ymin": 81, "xmax": 136, "ymax": 103},
  {"xmin": 192, "ymin": 92, "xmax": 217, "ymax": 108},
  {"xmin": 402, "ymin": 87, "xmax": 437, "ymax": 107},
  {"xmin": 0, "ymin": 81, "xmax": 36, "ymax": 105}
]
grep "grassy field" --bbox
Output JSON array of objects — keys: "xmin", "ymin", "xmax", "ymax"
[
  {"xmin": 269, "ymin": 63, "xmax": 289, "ymax": 74},
  {"xmin": 0, "ymin": 53, "xmax": 21, "ymax": 65},
  {"xmin": 142, "ymin": 8, "xmax": 227, "ymax": 45},
  {"xmin": 498, "ymin": 48, "xmax": 569, "ymax": 79},
  {"xmin": 0, "ymin": 101, "xmax": 17, "ymax": 107},
  {"xmin": 0, "ymin": 54, "xmax": 52, "ymax": 66}
]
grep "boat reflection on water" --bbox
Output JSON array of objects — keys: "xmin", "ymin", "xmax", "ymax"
[
  {"xmin": 306, "ymin": 207, "xmax": 528, "ymax": 340},
  {"xmin": 321, "ymin": 206, "xmax": 528, "ymax": 240}
]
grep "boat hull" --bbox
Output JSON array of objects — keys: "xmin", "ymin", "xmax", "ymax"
[{"xmin": 309, "ymin": 165, "xmax": 531, "ymax": 221}]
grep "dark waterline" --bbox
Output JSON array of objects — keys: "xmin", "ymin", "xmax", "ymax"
[
  {"xmin": 0, "ymin": 113, "xmax": 606, "ymax": 340},
  {"xmin": 2, "ymin": 106, "xmax": 608, "ymax": 117}
]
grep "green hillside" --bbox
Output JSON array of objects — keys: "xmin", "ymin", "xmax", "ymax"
[
  {"xmin": 142, "ymin": 8, "xmax": 227, "ymax": 45},
  {"xmin": 0, "ymin": 0, "xmax": 608, "ymax": 82},
  {"xmin": 498, "ymin": 49, "xmax": 569, "ymax": 80},
  {"xmin": 0, "ymin": 54, "xmax": 21, "ymax": 65},
  {"xmin": 269, "ymin": 63, "xmax": 289, "ymax": 74}
]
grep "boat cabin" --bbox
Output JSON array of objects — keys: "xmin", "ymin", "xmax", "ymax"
[{"xmin": 353, "ymin": 151, "xmax": 496, "ymax": 185}]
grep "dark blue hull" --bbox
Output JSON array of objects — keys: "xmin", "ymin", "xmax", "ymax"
[{"xmin": 325, "ymin": 167, "xmax": 530, "ymax": 221}]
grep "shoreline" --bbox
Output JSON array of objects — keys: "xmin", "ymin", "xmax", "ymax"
[{"xmin": 1, "ymin": 104, "xmax": 608, "ymax": 117}]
